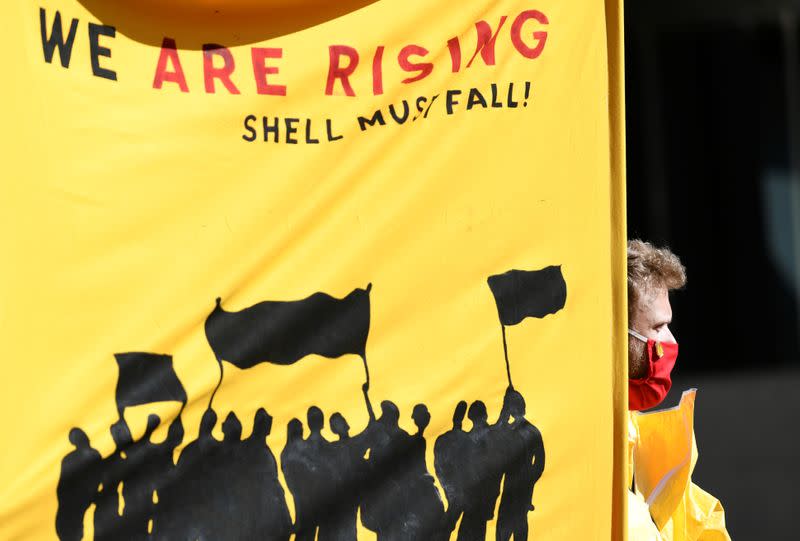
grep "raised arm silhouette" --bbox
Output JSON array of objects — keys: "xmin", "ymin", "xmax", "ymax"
[{"xmin": 496, "ymin": 389, "xmax": 545, "ymax": 541}]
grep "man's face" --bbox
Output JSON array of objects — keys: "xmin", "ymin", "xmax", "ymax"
[{"xmin": 629, "ymin": 287, "xmax": 674, "ymax": 379}]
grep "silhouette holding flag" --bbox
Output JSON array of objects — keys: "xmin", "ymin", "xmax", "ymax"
[
  {"xmin": 487, "ymin": 266, "xmax": 567, "ymax": 387},
  {"xmin": 205, "ymin": 284, "xmax": 372, "ymax": 406},
  {"xmin": 114, "ymin": 352, "xmax": 187, "ymax": 417}
]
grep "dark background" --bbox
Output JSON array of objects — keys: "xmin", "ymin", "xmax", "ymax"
[{"xmin": 626, "ymin": 1, "xmax": 800, "ymax": 538}]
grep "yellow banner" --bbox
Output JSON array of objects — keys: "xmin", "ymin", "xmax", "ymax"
[{"xmin": 0, "ymin": 1, "xmax": 627, "ymax": 539}]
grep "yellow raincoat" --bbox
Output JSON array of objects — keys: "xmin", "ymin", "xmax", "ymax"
[{"xmin": 628, "ymin": 389, "xmax": 731, "ymax": 540}]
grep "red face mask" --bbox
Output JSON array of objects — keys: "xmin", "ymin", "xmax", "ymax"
[{"xmin": 628, "ymin": 329, "xmax": 678, "ymax": 411}]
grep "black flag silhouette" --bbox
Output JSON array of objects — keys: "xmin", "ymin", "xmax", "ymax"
[
  {"xmin": 487, "ymin": 266, "xmax": 567, "ymax": 387},
  {"xmin": 487, "ymin": 267, "xmax": 567, "ymax": 326},
  {"xmin": 114, "ymin": 353, "xmax": 187, "ymax": 415},
  {"xmin": 205, "ymin": 285, "xmax": 372, "ymax": 405}
]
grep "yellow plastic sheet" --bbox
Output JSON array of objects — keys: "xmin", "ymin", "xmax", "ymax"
[{"xmin": 630, "ymin": 390, "xmax": 731, "ymax": 541}]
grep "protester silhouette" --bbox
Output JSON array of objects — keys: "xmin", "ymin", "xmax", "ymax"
[
  {"xmin": 309, "ymin": 406, "xmax": 337, "ymax": 539},
  {"xmin": 212, "ymin": 411, "xmax": 246, "ymax": 538},
  {"xmin": 458, "ymin": 400, "xmax": 504, "ymax": 541},
  {"xmin": 282, "ymin": 408, "xmax": 335, "ymax": 541},
  {"xmin": 434, "ymin": 401, "xmax": 470, "ymax": 535},
  {"xmin": 360, "ymin": 400, "xmax": 413, "ymax": 540},
  {"xmin": 94, "ymin": 419, "xmax": 133, "ymax": 541},
  {"xmin": 162, "ymin": 408, "xmax": 218, "ymax": 541},
  {"xmin": 114, "ymin": 413, "xmax": 161, "ymax": 540},
  {"xmin": 55, "ymin": 428, "xmax": 103, "ymax": 541},
  {"xmin": 146, "ymin": 414, "xmax": 184, "ymax": 538},
  {"xmin": 242, "ymin": 408, "xmax": 292, "ymax": 540},
  {"xmin": 281, "ymin": 418, "xmax": 307, "ymax": 539},
  {"xmin": 496, "ymin": 389, "xmax": 545, "ymax": 541},
  {"xmin": 318, "ymin": 412, "xmax": 367, "ymax": 541},
  {"xmin": 400, "ymin": 404, "xmax": 446, "ymax": 540}
]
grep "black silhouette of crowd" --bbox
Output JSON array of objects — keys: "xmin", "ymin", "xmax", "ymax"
[{"xmin": 56, "ymin": 387, "xmax": 545, "ymax": 541}]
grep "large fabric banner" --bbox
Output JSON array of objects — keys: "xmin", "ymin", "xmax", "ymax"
[{"xmin": 0, "ymin": 0, "xmax": 627, "ymax": 539}]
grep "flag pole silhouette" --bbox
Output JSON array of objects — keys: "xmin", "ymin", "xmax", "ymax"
[
  {"xmin": 204, "ymin": 284, "xmax": 373, "ymax": 408},
  {"xmin": 487, "ymin": 266, "xmax": 567, "ymax": 388},
  {"xmin": 113, "ymin": 352, "xmax": 187, "ymax": 417}
]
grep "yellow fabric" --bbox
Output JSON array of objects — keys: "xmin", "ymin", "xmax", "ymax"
[
  {"xmin": 0, "ymin": 1, "xmax": 627, "ymax": 539},
  {"xmin": 629, "ymin": 391, "xmax": 731, "ymax": 541}
]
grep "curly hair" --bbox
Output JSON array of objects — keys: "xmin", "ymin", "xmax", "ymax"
[{"xmin": 627, "ymin": 239, "xmax": 686, "ymax": 317}]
